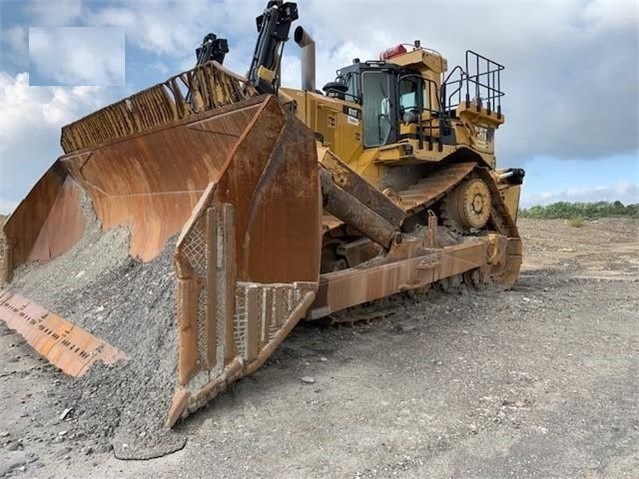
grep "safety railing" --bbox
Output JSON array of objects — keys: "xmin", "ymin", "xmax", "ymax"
[{"xmin": 441, "ymin": 50, "xmax": 504, "ymax": 119}]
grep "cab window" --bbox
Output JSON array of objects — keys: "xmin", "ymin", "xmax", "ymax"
[
  {"xmin": 362, "ymin": 71, "xmax": 391, "ymax": 148},
  {"xmin": 344, "ymin": 73, "xmax": 359, "ymax": 102},
  {"xmin": 399, "ymin": 76, "xmax": 425, "ymax": 113}
]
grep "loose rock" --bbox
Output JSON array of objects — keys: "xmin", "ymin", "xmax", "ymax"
[
  {"xmin": 59, "ymin": 408, "xmax": 73, "ymax": 421},
  {"xmin": 6, "ymin": 441, "xmax": 22, "ymax": 451}
]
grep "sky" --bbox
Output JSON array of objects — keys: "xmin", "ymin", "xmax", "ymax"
[
  {"xmin": 0, "ymin": 0, "xmax": 637, "ymax": 213},
  {"xmin": 28, "ymin": 26, "xmax": 125, "ymax": 86}
]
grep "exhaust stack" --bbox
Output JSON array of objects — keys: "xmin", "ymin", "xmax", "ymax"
[{"xmin": 294, "ymin": 26, "xmax": 315, "ymax": 92}]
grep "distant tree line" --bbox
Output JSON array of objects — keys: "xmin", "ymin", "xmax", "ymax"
[{"xmin": 520, "ymin": 201, "xmax": 638, "ymax": 219}]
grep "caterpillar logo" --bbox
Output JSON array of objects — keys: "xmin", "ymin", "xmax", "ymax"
[{"xmin": 342, "ymin": 105, "xmax": 361, "ymax": 120}]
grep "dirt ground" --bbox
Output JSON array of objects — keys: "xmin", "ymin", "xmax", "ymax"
[{"xmin": 1, "ymin": 217, "xmax": 637, "ymax": 479}]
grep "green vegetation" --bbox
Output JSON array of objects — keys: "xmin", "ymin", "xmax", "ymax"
[{"xmin": 520, "ymin": 201, "xmax": 638, "ymax": 220}]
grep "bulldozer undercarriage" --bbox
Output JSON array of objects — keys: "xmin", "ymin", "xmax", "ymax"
[
  {"xmin": 0, "ymin": 56, "xmax": 521, "ymax": 428},
  {"xmin": 319, "ymin": 162, "xmax": 521, "ymax": 291}
]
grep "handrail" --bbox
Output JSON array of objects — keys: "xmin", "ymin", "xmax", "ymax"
[
  {"xmin": 441, "ymin": 65, "xmax": 465, "ymax": 112},
  {"xmin": 464, "ymin": 49, "xmax": 504, "ymax": 117},
  {"xmin": 441, "ymin": 50, "xmax": 504, "ymax": 119}
]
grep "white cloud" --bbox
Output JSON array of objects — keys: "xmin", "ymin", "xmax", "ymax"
[
  {"xmin": 582, "ymin": 0, "xmax": 639, "ymax": 32},
  {"xmin": 25, "ymin": 0, "xmax": 85, "ymax": 26},
  {"xmin": 28, "ymin": 27, "xmax": 125, "ymax": 86},
  {"xmin": 87, "ymin": 1, "xmax": 260, "ymax": 57},
  {"xmin": 0, "ymin": 72, "xmax": 119, "ymax": 212}
]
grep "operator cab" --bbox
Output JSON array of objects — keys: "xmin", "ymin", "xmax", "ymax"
[
  {"xmin": 324, "ymin": 60, "xmax": 430, "ymax": 149},
  {"xmin": 323, "ymin": 46, "xmax": 505, "ymax": 155}
]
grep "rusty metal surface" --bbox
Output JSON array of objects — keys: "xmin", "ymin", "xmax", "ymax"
[
  {"xmin": 213, "ymin": 97, "xmax": 321, "ymax": 284},
  {"xmin": 61, "ymin": 61, "xmax": 258, "ymax": 154},
  {"xmin": 0, "ymin": 290, "xmax": 125, "ymax": 376},
  {"xmin": 320, "ymin": 162, "xmax": 476, "ymax": 238},
  {"xmin": 2, "ymin": 167, "xmax": 63, "ymax": 282},
  {"xmin": 62, "ymin": 97, "xmax": 267, "ymax": 261},
  {"xmin": 27, "ymin": 176, "xmax": 86, "ymax": 263},
  {"xmin": 165, "ymin": 96, "xmax": 322, "ymax": 425},
  {"xmin": 2, "ymin": 173, "xmax": 86, "ymax": 283},
  {"xmin": 309, "ymin": 239, "xmax": 490, "ymax": 318},
  {"xmin": 320, "ymin": 168, "xmax": 398, "ymax": 248},
  {"xmin": 2, "ymin": 77, "xmax": 324, "ymax": 427},
  {"xmin": 319, "ymin": 147, "xmax": 405, "ymax": 227},
  {"xmin": 2, "ymin": 63, "xmax": 266, "ymax": 274}
]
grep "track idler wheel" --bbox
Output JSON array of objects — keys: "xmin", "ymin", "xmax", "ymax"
[{"xmin": 446, "ymin": 178, "xmax": 492, "ymax": 230}]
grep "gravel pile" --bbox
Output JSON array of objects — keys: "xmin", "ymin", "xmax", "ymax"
[{"xmin": 9, "ymin": 198, "xmax": 186, "ymax": 460}]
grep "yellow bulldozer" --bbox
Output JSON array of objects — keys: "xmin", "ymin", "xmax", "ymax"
[{"xmin": 0, "ymin": 1, "xmax": 524, "ymax": 428}]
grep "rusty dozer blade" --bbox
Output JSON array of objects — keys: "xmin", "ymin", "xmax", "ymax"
[
  {"xmin": 0, "ymin": 290, "xmax": 125, "ymax": 376},
  {"xmin": 1, "ymin": 61, "xmax": 321, "ymax": 426},
  {"xmin": 2, "ymin": 61, "xmax": 260, "ymax": 274}
]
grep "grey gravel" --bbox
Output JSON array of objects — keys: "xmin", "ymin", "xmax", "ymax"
[
  {"xmin": 0, "ymin": 218, "xmax": 637, "ymax": 478},
  {"xmin": 6, "ymin": 196, "xmax": 186, "ymax": 460}
]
